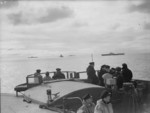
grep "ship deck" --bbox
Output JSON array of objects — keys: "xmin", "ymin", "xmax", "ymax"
[{"xmin": 1, "ymin": 93, "xmax": 57, "ymax": 113}]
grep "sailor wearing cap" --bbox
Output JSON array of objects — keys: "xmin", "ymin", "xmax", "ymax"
[
  {"xmin": 89, "ymin": 62, "xmax": 95, "ymax": 65},
  {"xmin": 43, "ymin": 71, "xmax": 52, "ymax": 81},
  {"xmin": 77, "ymin": 94, "xmax": 95, "ymax": 113},
  {"xmin": 34, "ymin": 69, "xmax": 43, "ymax": 84},
  {"xmin": 122, "ymin": 63, "xmax": 133, "ymax": 82},
  {"xmin": 86, "ymin": 62, "xmax": 99, "ymax": 85},
  {"xmin": 56, "ymin": 68, "xmax": 61, "ymax": 71},
  {"xmin": 34, "ymin": 69, "xmax": 41, "ymax": 77},
  {"xmin": 52, "ymin": 68, "xmax": 65, "ymax": 79},
  {"xmin": 94, "ymin": 90, "xmax": 113, "ymax": 113}
]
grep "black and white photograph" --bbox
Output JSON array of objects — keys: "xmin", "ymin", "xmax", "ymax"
[{"xmin": 1, "ymin": 0, "xmax": 150, "ymax": 113}]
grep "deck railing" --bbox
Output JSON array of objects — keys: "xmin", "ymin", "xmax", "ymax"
[{"xmin": 15, "ymin": 70, "xmax": 100, "ymax": 96}]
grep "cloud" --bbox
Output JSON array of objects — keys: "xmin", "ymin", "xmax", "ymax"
[
  {"xmin": 7, "ymin": 11, "xmax": 23, "ymax": 25},
  {"xmin": 71, "ymin": 21, "xmax": 88, "ymax": 28},
  {"xmin": 0, "ymin": 0, "xmax": 18, "ymax": 9},
  {"xmin": 1, "ymin": 26, "xmax": 150, "ymax": 56},
  {"xmin": 144, "ymin": 22, "xmax": 150, "ymax": 30},
  {"xmin": 111, "ymin": 23, "xmax": 120, "ymax": 30},
  {"xmin": 129, "ymin": 0, "xmax": 150, "ymax": 14},
  {"xmin": 38, "ymin": 6, "xmax": 73, "ymax": 23},
  {"xmin": 1, "ymin": 1, "xmax": 150, "ymax": 56},
  {"xmin": 7, "ymin": 6, "xmax": 73, "ymax": 25}
]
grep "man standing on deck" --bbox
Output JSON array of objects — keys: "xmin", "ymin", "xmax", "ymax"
[
  {"xmin": 77, "ymin": 94, "xmax": 95, "ymax": 113},
  {"xmin": 122, "ymin": 63, "xmax": 133, "ymax": 82},
  {"xmin": 43, "ymin": 71, "xmax": 52, "ymax": 81},
  {"xmin": 52, "ymin": 68, "xmax": 65, "ymax": 79},
  {"xmin": 86, "ymin": 62, "xmax": 99, "ymax": 85},
  {"xmin": 98, "ymin": 65, "xmax": 107, "ymax": 86},
  {"xmin": 34, "ymin": 69, "xmax": 43, "ymax": 84}
]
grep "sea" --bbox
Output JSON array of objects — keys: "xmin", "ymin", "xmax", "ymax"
[{"xmin": 1, "ymin": 53, "xmax": 150, "ymax": 94}]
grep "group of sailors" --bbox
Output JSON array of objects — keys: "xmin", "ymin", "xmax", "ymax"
[
  {"xmin": 85, "ymin": 62, "xmax": 142, "ymax": 113},
  {"xmin": 87, "ymin": 62, "xmax": 133, "ymax": 89},
  {"xmin": 33, "ymin": 67, "xmax": 115, "ymax": 113},
  {"xmin": 33, "ymin": 62, "xmax": 141, "ymax": 113},
  {"xmin": 34, "ymin": 62, "xmax": 133, "ymax": 89},
  {"xmin": 78, "ymin": 62, "xmax": 137, "ymax": 113},
  {"xmin": 33, "ymin": 68, "xmax": 65, "ymax": 83},
  {"xmin": 77, "ymin": 90, "xmax": 113, "ymax": 113}
]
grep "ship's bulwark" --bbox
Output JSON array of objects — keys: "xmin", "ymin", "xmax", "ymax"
[{"xmin": 112, "ymin": 79, "xmax": 150, "ymax": 113}]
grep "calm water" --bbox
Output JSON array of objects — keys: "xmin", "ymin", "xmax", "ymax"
[{"xmin": 1, "ymin": 53, "xmax": 150, "ymax": 94}]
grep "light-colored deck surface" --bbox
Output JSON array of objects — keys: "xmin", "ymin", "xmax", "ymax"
[
  {"xmin": 1, "ymin": 93, "xmax": 58, "ymax": 113},
  {"xmin": 24, "ymin": 81, "xmax": 100, "ymax": 103}
]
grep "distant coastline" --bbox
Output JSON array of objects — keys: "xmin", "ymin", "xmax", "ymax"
[{"xmin": 101, "ymin": 52, "xmax": 125, "ymax": 56}]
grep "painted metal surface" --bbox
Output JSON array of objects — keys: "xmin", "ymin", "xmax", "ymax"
[
  {"xmin": 24, "ymin": 81, "xmax": 101, "ymax": 104},
  {"xmin": 1, "ymin": 93, "xmax": 57, "ymax": 113}
]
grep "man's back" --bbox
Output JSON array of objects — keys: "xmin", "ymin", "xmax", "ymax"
[
  {"xmin": 102, "ymin": 73, "xmax": 113, "ymax": 84},
  {"xmin": 122, "ymin": 68, "xmax": 133, "ymax": 82},
  {"xmin": 86, "ymin": 66, "xmax": 99, "ymax": 84},
  {"xmin": 87, "ymin": 66, "xmax": 96, "ymax": 78},
  {"xmin": 52, "ymin": 72, "xmax": 65, "ymax": 79},
  {"xmin": 43, "ymin": 76, "xmax": 51, "ymax": 81}
]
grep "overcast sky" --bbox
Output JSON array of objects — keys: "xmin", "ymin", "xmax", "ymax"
[{"xmin": 0, "ymin": 0, "xmax": 150, "ymax": 57}]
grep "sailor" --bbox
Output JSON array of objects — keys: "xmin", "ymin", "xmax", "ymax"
[
  {"xmin": 98, "ymin": 65, "xmax": 107, "ymax": 86},
  {"xmin": 102, "ymin": 65, "xmax": 113, "ymax": 88},
  {"xmin": 77, "ymin": 94, "xmax": 95, "ymax": 113},
  {"xmin": 115, "ymin": 67, "xmax": 123, "ymax": 89},
  {"xmin": 34, "ymin": 69, "xmax": 41, "ymax": 77},
  {"xmin": 43, "ymin": 71, "xmax": 52, "ymax": 81},
  {"xmin": 94, "ymin": 90, "xmax": 113, "ymax": 113},
  {"xmin": 122, "ymin": 63, "xmax": 133, "ymax": 82},
  {"xmin": 52, "ymin": 68, "xmax": 65, "ymax": 79},
  {"xmin": 34, "ymin": 69, "xmax": 43, "ymax": 84},
  {"xmin": 86, "ymin": 62, "xmax": 99, "ymax": 85}
]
